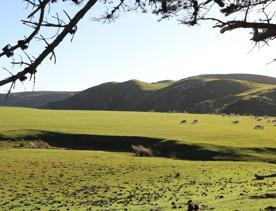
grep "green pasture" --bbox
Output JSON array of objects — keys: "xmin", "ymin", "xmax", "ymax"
[
  {"xmin": 0, "ymin": 107, "xmax": 276, "ymax": 210},
  {"xmin": 0, "ymin": 107, "xmax": 275, "ymax": 162},
  {"xmin": 0, "ymin": 149, "xmax": 275, "ymax": 210}
]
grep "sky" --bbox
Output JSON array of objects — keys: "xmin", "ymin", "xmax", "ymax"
[{"xmin": 1, "ymin": 1, "xmax": 276, "ymax": 93}]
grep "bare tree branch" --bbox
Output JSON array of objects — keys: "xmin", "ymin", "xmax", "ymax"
[
  {"xmin": 2, "ymin": 0, "xmax": 276, "ymax": 91},
  {"xmin": 0, "ymin": 0, "xmax": 97, "ymax": 86}
]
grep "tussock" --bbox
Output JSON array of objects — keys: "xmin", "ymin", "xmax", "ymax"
[
  {"xmin": 30, "ymin": 140, "xmax": 51, "ymax": 149},
  {"xmin": 131, "ymin": 144, "xmax": 153, "ymax": 157}
]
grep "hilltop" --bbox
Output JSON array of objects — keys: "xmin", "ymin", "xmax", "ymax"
[
  {"xmin": 200, "ymin": 73, "xmax": 276, "ymax": 85},
  {"xmin": 45, "ymin": 74, "xmax": 276, "ymax": 116}
]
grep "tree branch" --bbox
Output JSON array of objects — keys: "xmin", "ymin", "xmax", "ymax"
[{"xmin": 0, "ymin": 0, "xmax": 98, "ymax": 87}]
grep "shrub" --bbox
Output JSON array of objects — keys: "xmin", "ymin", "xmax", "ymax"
[
  {"xmin": 131, "ymin": 144, "xmax": 153, "ymax": 157},
  {"xmin": 171, "ymin": 168, "xmax": 181, "ymax": 178},
  {"xmin": 30, "ymin": 140, "xmax": 51, "ymax": 149}
]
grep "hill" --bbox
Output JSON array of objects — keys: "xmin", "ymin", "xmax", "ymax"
[
  {"xmin": 46, "ymin": 74, "xmax": 276, "ymax": 116},
  {"xmin": 201, "ymin": 73, "xmax": 276, "ymax": 85},
  {"xmin": 45, "ymin": 80, "xmax": 174, "ymax": 110},
  {"xmin": 0, "ymin": 91, "xmax": 76, "ymax": 108}
]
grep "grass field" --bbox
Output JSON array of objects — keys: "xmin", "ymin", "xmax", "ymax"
[
  {"xmin": 0, "ymin": 107, "xmax": 275, "ymax": 210},
  {"xmin": 0, "ymin": 149, "xmax": 276, "ymax": 210},
  {"xmin": 0, "ymin": 107, "xmax": 276, "ymax": 162}
]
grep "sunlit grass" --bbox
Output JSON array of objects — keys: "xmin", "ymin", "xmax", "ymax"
[
  {"xmin": 1, "ymin": 107, "xmax": 275, "ymax": 149},
  {"xmin": 0, "ymin": 149, "xmax": 275, "ymax": 210}
]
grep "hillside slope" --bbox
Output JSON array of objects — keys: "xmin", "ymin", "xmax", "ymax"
[
  {"xmin": 46, "ymin": 80, "xmax": 174, "ymax": 110},
  {"xmin": 201, "ymin": 73, "xmax": 276, "ymax": 85},
  {"xmin": 46, "ymin": 74, "xmax": 276, "ymax": 116},
  {"xmin": 0, "ymin": 91, "xmax": 76, "ymax": 108}
]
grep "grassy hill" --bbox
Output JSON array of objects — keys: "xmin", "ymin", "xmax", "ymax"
[
  {"xmin": 46, "ymin": 74, "xmax": 276, "ymax": 116},
  {"xmin": 0, "ymin": 91, "xmax": 76, "ymax": 108},
  {"xmin": 1, "ymin": 74, "xmax": 275, "ymax": 115},
  {"xmin": 201, "ymin": 73, "xmax": 276, "ymax": 85},
  {"xmin": 45, "ymin": 80, "xmax": 174, "ymax": 110}
]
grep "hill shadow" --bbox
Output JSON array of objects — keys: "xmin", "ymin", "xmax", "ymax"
[{"xmin": 9, "ymin": 130, "xmax": 250, "ymax": 161}]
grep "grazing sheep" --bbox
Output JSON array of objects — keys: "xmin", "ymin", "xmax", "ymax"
[
  {"xmin": 257, "ymin": 118, "xmax": 263, "ymax": 122},
  {"xmin": 231, "ymin": 120, "xmax": 240, "ymax": 124},
  {"xmin": 180, "ymin": 120, "xmax": 187, "ymax": 124},
  {"xmin": 254, "ymin": 125, "xmax": 264, "ymax": 130},
  {"xmin": 192, "ymin": 120, "xmax": 198, "ymax": 124}
]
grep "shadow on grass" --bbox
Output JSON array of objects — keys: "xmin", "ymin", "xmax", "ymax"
[
  {"xmin": 247, "ymin": 147, "xmax": 276, "ymax": 154},
  {"xmin": 3, "ymin": 130, "xmax": 274, "ymax": 162},
  {"xmin": 1, "ymin": 130, "xmax": 252, "ymax": 161}
]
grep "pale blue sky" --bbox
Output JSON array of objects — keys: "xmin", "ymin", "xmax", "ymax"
[{"xmin": 1, "ymin": 1, "xmax": 276, "ymax": 93}]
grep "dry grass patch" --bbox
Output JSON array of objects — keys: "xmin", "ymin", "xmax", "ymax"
[{"xmin": 132, "ymin": 144, "xmax": 153, "ymax": 157}]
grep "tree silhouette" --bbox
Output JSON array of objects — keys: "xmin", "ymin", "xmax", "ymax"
[{"xmin": 1, "ymin": 0, "xmax": 276, "ymax": 91}]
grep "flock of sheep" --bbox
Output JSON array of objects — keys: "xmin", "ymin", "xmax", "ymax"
[
  {"xmin": 228, "ymin": 114, "xmax": 276, "ymax": 130},
  {"xmin": 179, "ymin": 113, "xmax": 276, "ymax": 130}
]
